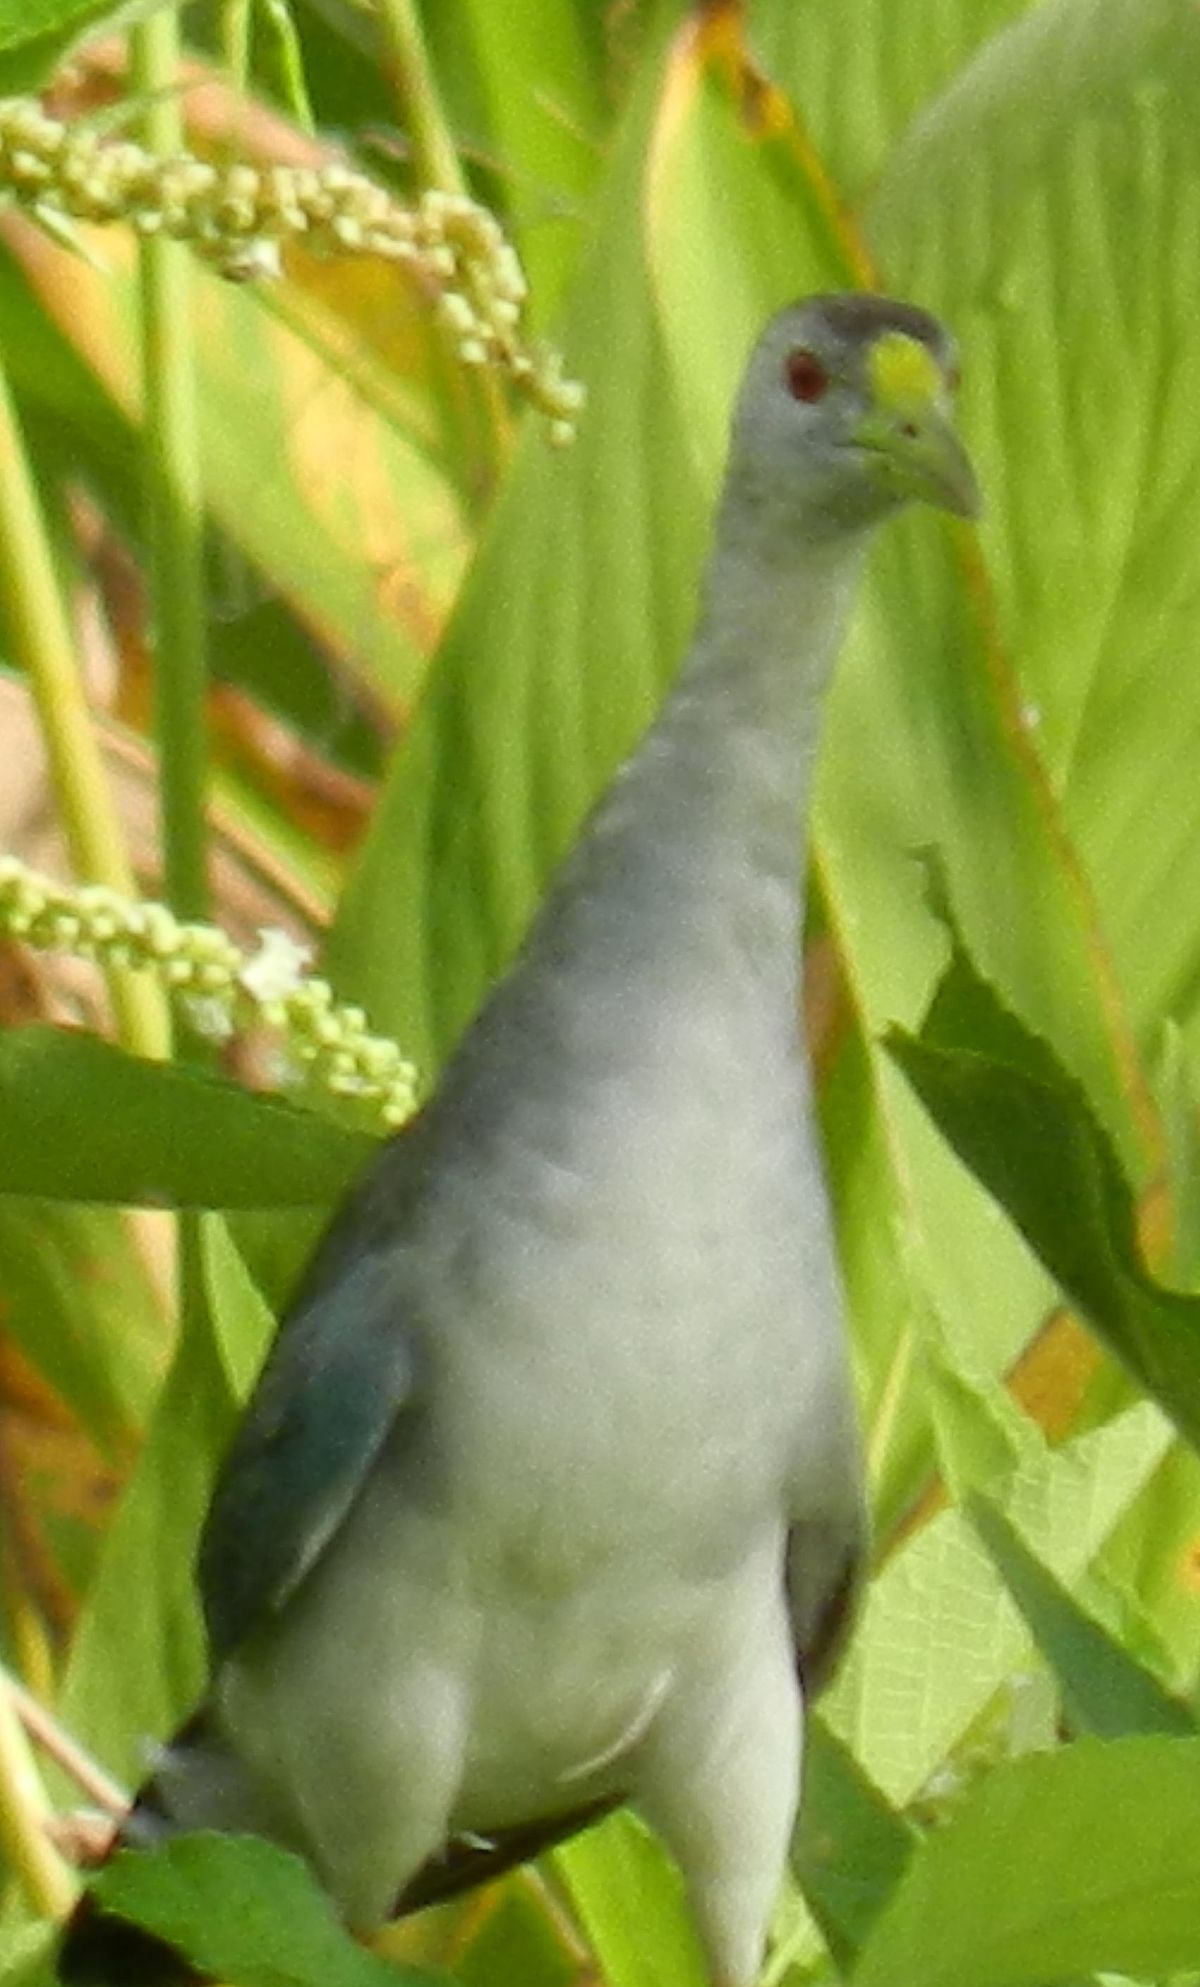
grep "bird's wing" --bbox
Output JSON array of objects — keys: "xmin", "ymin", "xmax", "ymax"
[
  {"xmin": 784, "ymin": 1513, "xmax": 866, "ymax": 1699},
  {"xmin": 198, "ymin": 1152, "xmax": 424, "ymax": 1663},
  {"xmin": 393, "ymin": 1796, "xmax": 622, "ymax": 1918}
]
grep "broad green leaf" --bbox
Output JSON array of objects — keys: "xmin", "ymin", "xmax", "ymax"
[
  {"xmin": 1156, "ymin": 1021, "xmax": 1200, "ymax": 1288},
  {"xmin": 92, "ymin": 1833, "xmax": 435, "ymax": 1987},
  {"xmin": 887, "ymin": 940, "xmax": 1200, "ymax": 1453},
  {"xmin": 750, "ymin": 0, "xmax": 1039, "ymax": 205},
  {"xmin": 0, "ymin": 1026, "xmax": 375, "ymax": 1209},
  {"xmin": 423, "ymin": 0, "xmax": 609, "ymax": 317},
  {"xmin": 825, "ymin": 1402, "xmax": 1173, "ymax": 1801},
  {"xmin": 17, "ymin": 235, "xmax": 467, "ymax": 715},
  {"xmin": 868, "ymin": 0, "xmax": 1200, "ymax": 1117},
  {"xmin": 554, "ymin": 1813, "xmax": 707, "ymax": 1987},
  {"xmin": 1096, "ymin": 1437, "xmax": 1200, "ymax": 1692},
  {"xmin": 792, "ymin": 1718, "xmax": 915, "ymax": 1970},
  {"xmin": 851, "ymin": 1736, "xmax": 1200, "ymax": 1987},
  {"xmin": 970, "ymin": 1493, "xmax": 1196, "ymax": 1737},
  {"xmin": 922, "ymin": 1326, "xmax": 1037, "ymax": 1503}
]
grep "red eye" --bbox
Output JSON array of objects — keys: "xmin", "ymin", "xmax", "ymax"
[{"xmin": 785, "ymin": 348, "xmax": 829, "ymax": 403}]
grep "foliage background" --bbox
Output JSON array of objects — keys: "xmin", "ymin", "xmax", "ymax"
[{"xmin": 0, "ymin": 0, "xmax": 1199, "ymax": 1982}]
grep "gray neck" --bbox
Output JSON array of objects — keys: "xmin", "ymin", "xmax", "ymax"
[{"xmin": 495, "ymin": 514, "xmax": 866, "ymax": 1058}]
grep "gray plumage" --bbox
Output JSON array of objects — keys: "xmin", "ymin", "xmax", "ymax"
[{"xmin": 60, "ymin": 293, "xmax": 976, "ymax": 1987}]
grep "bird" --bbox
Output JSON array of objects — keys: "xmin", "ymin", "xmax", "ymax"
[{"xmin": 58, "ymin": 292, "xmax": 978, "ymax": 1987}]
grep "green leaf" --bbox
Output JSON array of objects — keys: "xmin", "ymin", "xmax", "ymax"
[
  {"xmin": 886, "ymin": 938, "xmax": 1200, "ymax": 1453},
  {"xmin": 554, "ymin": 1812, "xmax": 707, "ymax": 1987},
  {"xmin": 57, "ymin": 1243, "xmax": 238, "ymax": 1784},
  {"xmin": 91, "ymin": 1833, "xmax": 436, "ymax": 1987},
  {"xmin": 0, "ymin": 0, "xmax": 153, "ymax": 88},
  {"xmin": 201, "ymin": 1212, "xmax": 279, "ymax": 1404},
  {"xmin": 0, "ymin": 0, "xmax": 133, "ymax": 46},
  {"xmin": 328, "ymin": 14, "xmax": 709, "ymax": 1070},
  {"xmin": 0, "ymin": 1922, "xmax": 56, "ymax": 1987},
  {"xmin": 751, "ymin": 0, "xmax": 1039, "ymax": 205},
  {"xmin": 969, "ymin": 1493, "xmax": 1196, "ymax": 1739},
  {"xmin": 0, "ymin": 1026, "xmax": 375, "ymax": 1209},
  {"xmin": 851, "ymin": 1737, "xmax": 1200, "ymax": 1987},
  {"xmin": 454, "ymin": 1885, "xmax": 578, "ymax": 1987},
  {"xmin": 792, "ymin": 1718, "xmax": 916, "ymax": 1969},
  {"xmin": 824, "ymin": 1401, "xmax": 1173, "ymax": 1802},
  {"xmin": 422, "ymin": 0, "xmax": 609, "ymax": 319},
  {"xmin": 22, "ymin": 237, "xmax": 467, "ymax": 716},
  {"xmin": 0, "ymin": 1198, "xmax": 162, "ymax": 1451},
  {"xmin": 867, "ymin": 0, "xmax": 1200, "ymax": 1125}
]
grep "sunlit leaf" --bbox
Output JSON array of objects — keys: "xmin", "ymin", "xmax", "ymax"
[
  {"xmin": 329, "ymin": 16, "xmax": 707, "ymax": 1069},
  {"xmin": 888, "ymin": 936, "xmax": 1200, "ymax": 1452},
  {"xmin": 825, "ymin": 1402, "xmax": 1173, "ymax": 1801},
  {"xmin": 793, "ymin": 1719, "xmax": 915, "ymax": 1969},
  {"xmin": 92, "ymin": 1833, "xmax": 435, "ymax": 1987},
  {"xmin": 970, "ymin": 1494, "xmax": 1196, "ymax": 1738},
  {"xmin": 554, "ymin": 1813, "xmax": 707, "ymax": 1987},
  {"xmin": 851, "ymin": 1737, "xmax": 1200, "ymax": 1987}
]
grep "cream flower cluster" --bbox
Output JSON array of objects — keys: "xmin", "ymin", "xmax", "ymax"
[
  {"xmin": 0, "ymin": 97, "xmax": 584, "ymax": 438},
  {"xmin": 0, "ymin": 855, "xmax": 416, "ymax": 1128}
]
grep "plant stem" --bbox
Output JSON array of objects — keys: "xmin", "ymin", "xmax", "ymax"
[
  {"xmin": 372, "ymin": 0, "xmax": 510, "ymax": 486},
  {"xmin": 131, "ymin": 7, "xmax": 211, "ymax": 929},
  {"xmin": 259, "ymin": 0, "xmax": 316, "ymax": 133},
  {"xmin": 0, "ymin": 1669, "xmax": 77, "ymax": 1918},
  {"xmin": 0, "ymin": 362, "xmax": 167, "ymax": 1058},
  {"xmin": 3, "ymin": 1668, "xmax": 127, "ymax": 1817},
  {"xmin": 130, "ymin": 10, "xmax": 211, "ymax": 1349},
  {"xmin": 373, "ymin": 0, "xmax": 468, "ymax": 196},
  {"xmin": 222, "ymin": 0, "xmax": 252, "ymax": 91}
]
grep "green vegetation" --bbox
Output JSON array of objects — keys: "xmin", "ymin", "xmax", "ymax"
[{"xmin": 0, "ymin": 1, "xmax": 1198, "ymax": 1984}]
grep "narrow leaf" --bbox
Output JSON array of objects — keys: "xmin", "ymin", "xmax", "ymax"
[
  {"xmin": 792, "ymin": 1717, "xmax": 916, "ymax": 1969},
  {"xmin": 886, "ymin": 940, "xmax": 1200, "ymax": 1452},
  {"xmin": 554, "ymin": 1813, "xmax": 707, "ymax": 1987},
  {"xmin": 969, "ymin": 1494, "xmax": 1196, "ymax": 1739}
]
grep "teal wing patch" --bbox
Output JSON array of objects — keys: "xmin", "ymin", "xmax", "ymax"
[{"xmin": 198, "ymin": 1240, "xmax": 418, "ymax": 1663}]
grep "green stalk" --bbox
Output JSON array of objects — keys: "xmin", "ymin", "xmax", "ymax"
[
  {"xmin": 372, "ymin": 0, "xmax": 468, "ymax": 196},
  {"xmin": 222, "ymin": 0, "xmax": 252, "ymax": 91},
  {"xmin": 0, "ymin": 1672, "xmax": 77, "ymax": 1919},
  {"xmin": 372, "ymin": 0, "xmax": 510, "ymax": 487},
  {"xmin": 131, "ymin": 7, "xmax": 211, "ymax": 928},
  {"xmin": 131, "ymin": 9, "xmax": 212, "ymax": 1346},
  {"xmin": 0, "ymin": 361, "xmax": 167, "ymax": 1058},
  {"xmin": 259, "ymin": 0, "xmax": 316, "ymax": 134}
]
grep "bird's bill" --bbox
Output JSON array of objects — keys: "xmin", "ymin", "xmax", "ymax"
[{"xmin": 850, "ymin": 402, "xmax": 981, "ymax": 519}]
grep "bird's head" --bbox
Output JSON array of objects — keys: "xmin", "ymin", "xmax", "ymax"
[{"xmin": 726, "ymin": 294, "xmax": 979, "ymax": 544}]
